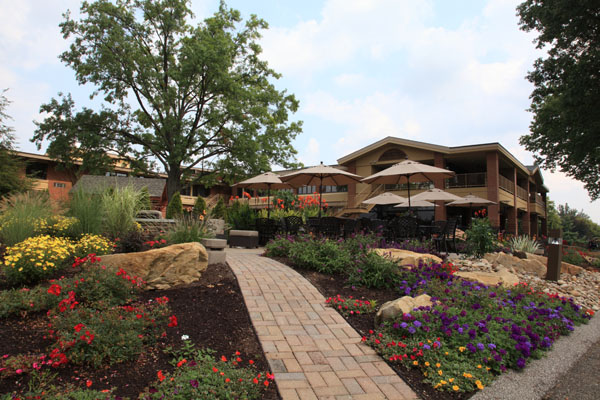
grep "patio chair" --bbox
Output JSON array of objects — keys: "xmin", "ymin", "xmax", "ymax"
[
  {"xmin": 433, "ymin": 218, "xmax": 458, "ymax": 252},
  {"xmin": 343, "ymin": 218, "xmax": 359, "ymax": 238},
  {"xmin": 368, "ymin": 219, "xmax": 387, "ymax": 235},
  {"xmin": 393, "ymin": 216, "xmax": 419, "ymax": 241},
  {"xmin": 284, "ymin": 216, "xmax": 303, "ymax": 235},
  {"xmin": 255, "ymin": 218, "xmax": 280, "ymax": 246},
  {"xmin": 320, "ymin": 217, "xmax": 343, "ymax": 238}
]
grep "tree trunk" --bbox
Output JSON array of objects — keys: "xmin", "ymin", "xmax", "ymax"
[{"xmin": 166, "ymin": 165, "xmax": 182, "ymax": 202}]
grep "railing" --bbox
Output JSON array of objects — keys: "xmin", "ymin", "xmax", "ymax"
[
  {"xmin": 384, "ymin": 181, "xmax": 434, "ymax": 191},
  {"xmin": 532, "ymin": 193, "xmax": 545, "ymax": 208},
  {"xmin": 445, "ymin": 172, "xmax": 486, "ymax": 188},
  {"xmin": 498, "ymin": 175, "xmax": 514, "ymax": 194},
  {"xmin": 516, "ymin": 185, "xmax": 528, "ymax": 200}
]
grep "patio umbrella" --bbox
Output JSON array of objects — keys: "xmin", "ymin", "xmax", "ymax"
[
  {"xmin": 411, "ymin": 188, "xmax": 462, "ymax": 202},
  {"xmin": 233, "ymin": 172, "xmax": 291, "ymax": 220},
  {"xmin": 394, "ymin": 199, "xmax": 436, "ymax": 208},
  {"xmin": 280, "ymin": 162, "xmax": 363, "ymax": 218},
  {"xmin": 361, "ymin": 160, "xmax": 455, "ymax": 210},
  {"xmin": 447, "ymin": 194, "xmax": 497, "ymax": 221},
  {"xmin": 362, "ymin": 192, "xmax": 408, "ymax": 205}
]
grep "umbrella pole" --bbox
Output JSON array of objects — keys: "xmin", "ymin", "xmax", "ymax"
[
  {"xmin": 318, "ymin": 178, "xmax": 323, "ymax": 220},
  {"xmin": 407, "ymin": 176, "xmax": 411, "ymax": 212},
  {"xmin": 267, "ymin": 184, "xmax": 271, "ymax": 220}
]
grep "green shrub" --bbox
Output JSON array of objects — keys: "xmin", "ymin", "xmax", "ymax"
[
  {"xmin": 67, "ymin": 188, "xmax": 104, "ymax": 237},
  {"xmin": 139, "ymin": 186, "xmax": 152, "ymax": 210},
  {"xmin": 288, "ymin": 238, "xmax": 352, "ymax": 274},
  {"xmin": 2, "ymin": 235, "xmax": 76, "ymax": 285},
  {"xmin": 211, "ymin": 196, "xmax": 226, "ymax": 219},
  {"xmin": 226, "ymin": 200, "xmax": 256, "ymax": 230},
  {"xmin": 34, "ymin": 215, "xmax": 79, "ymax": 238},
  {"xmin": 342, "ymin": 233, "xmax": 379, "ymax": 257},
  {"xmin": 192, "ymin": 195, "xmax": 207, "ymax": 218},
  {"xmin": 101, "ymin": 185, "xmax": 144, "ymax": 239},
  {"xmin": 166, "ymin": 191, "xmax": 184, "ymax": 219},
  {"xmin": 264, "ymin": 235, "xmax": 297, "ymax": 258},
  {"xmin": 48, "ymin": 300, "xmax": 170, "ymax": 368},
  {"xmin": 167, "ymin": 216, "xmax": 214, "ymax": 244},
  {"xmin": 140, "ymin": 346, "xmax": 270, "ymax": 400},
  {"xmin": 347, "ymin": 252, "xmax": 401, "ymax": 289},
  {"xmin": 0, "ymin": 191, "xmax": 55, "ymax": 245},
  {"xmin": 509, "ymin": 235, "xmax": 541, "ymax": 254},
  {"xmin": 464, "ymin": 218, "xmax": 496, "ymax": 257},
  {"xmin": 562, "ymin": 248, "xmax": 585, "ymax": 266}
]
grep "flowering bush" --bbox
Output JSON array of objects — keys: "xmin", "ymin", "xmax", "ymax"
[
  {"xmin": 2, "ymin": 235, "xmax": 76, "ymax": 285},
  {"xmin": 74, "ymin": 234, "xmax": 115, "ymax": 258},
  {"xmin": 140, "ymin": 346, "xmax": 273, "ymax": 400},
  {"xmin": 464, "ymin": 218, "xmax": 497, "ymax": 257},
  {"xmin": 326, "ymin": 295, "xmax": 376, "ymax": 317},
  {"xmin": 34, "ymin": 215, "xmax": 78, "ymax": 237},
  {"xmin": 347, "ymin": 252, "xmax": 402, "ymax": 289}
]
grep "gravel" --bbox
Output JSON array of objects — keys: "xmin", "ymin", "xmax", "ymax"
[{"xmin": 471, "ymin": 315, "xmax": 600, "ymax": 400}]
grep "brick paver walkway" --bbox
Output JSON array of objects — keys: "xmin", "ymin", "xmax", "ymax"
[{"xmin": 227, "ymin": 254, "xmax": 418, "ymax": 400}]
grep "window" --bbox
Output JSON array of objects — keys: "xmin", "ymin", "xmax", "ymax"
[
  {"xmin": 53, "ymin": 182, "xmax": 66, "ymax": 188},
  {"xmin": 298, "ymin": 185, "xmax": 316, "ymax": 195},
  {"xmin": 324, "ymin": 185, "xmax": 347, "ymax": 193},
  {"xmin": 26, "ymin": 162, "xmax": 48, "ymax": 180}
]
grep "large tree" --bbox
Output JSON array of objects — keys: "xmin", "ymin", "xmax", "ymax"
[
  {"xmin": 33, "ymin": 0, "xmax": 302, "ymax": 200},
  {"xmin": 517, "ymin": 0, "xmax": 600, "ymax": 200},
  {"xmin": 1, "ymin": 89, "xmax": 31, "ymax": 197}
]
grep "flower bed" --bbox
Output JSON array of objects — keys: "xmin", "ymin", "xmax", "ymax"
[{"xmin": 265, "ymin": 234, "xmax": 592, "ymax": 398}]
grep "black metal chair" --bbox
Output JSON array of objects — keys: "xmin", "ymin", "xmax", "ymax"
[
  {"xmin": 343, "ymin": 218, "xmax": 359, "ymax": 238},
  {"xmin": 392, "ymin": 216, "xmax": 419, "ymax": 241},
  {"xmin": 284, "ymin": 216, "xmax": 303, "ymax": 235},
  {"xmin": 320, "ymin": 217, "xmax": 343, "ymax": 238},
  {"xmin": 433, "ymin": 218, "xmax": 458, "ymax": 252},
  {"xmin": 255, "ymin": 218, "xmax": 280, "ymax": 246},
  {"xmin": 368, "ymin": 219, "xmax": 387, "ymax": 235}
]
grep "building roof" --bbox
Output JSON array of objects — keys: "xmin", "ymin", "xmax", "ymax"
[
  {"xmin": 336, "ymin": 136, "xmax": 533, "ymax": 175},
  {"xmin": 70, "ymin": 175, "xmax": 167, "ymax": 197}
]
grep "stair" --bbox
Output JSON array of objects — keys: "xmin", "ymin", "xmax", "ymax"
[{"xmin": 335, "ymin": 184, "xmax": 384, "ymax": 217}]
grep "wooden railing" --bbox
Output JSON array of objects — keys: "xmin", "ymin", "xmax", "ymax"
[
  {"xmin": 516, "ymin": 185, "xmax": 528, "ymax": 200},
  {"xmin": 530, "ymin": 193, "xmax": 545, "ymax": 208},
  {"xmin": 445, "ymin": 172, "xmax": 486, "ymax": 188},
  {"xmin": 498, "ymin": 175, "xmax": 514, "ymax": 194}
]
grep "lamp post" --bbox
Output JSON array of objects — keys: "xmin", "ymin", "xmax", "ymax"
[{"xmin": 545, "ymin": 228, "xmax": 562, "ymax": 281}]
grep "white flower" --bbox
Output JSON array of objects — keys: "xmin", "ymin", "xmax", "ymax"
[{"xmin": 181, "ymin": 335, "xmax": 190, "ymax": 341}]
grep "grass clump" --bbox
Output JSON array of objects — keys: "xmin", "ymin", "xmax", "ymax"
[{"xmin": 0, "ymin": 191, "xmax": 56, "ymax": 246}]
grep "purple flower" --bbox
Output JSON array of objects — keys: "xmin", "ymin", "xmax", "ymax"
[
  {"xmin": 477, "ymin": 343, "xmax": 485, "ymax": 351},
  {"xmin": 408, "ymin": 326, "xmax": 416, "ymax": 334},
  {"xmin": 413, "ymin": 321, "xmax": 422, "ymax": 328},
  {"xmin": 423, "ymin": 344, "xmax": 431, "ymax": 350},
  {"xmin": 488, "ymin": 343, "xmax": 496, "ymax": 350},
  {"xmin": 400, "ymin": 322, "xmax": 408, "ymax": 329},
  {"xmin": 517, "ymin": 358, "xmax": 526, "ymax": 369},
  {"xmin": 190, "ymin": 380, "xmax": 199, "ymax": 388}
]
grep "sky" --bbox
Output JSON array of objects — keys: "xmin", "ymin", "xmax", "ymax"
[{"xmin": 0, "ymin": 0, "xmax": 598, "ymax": 223}]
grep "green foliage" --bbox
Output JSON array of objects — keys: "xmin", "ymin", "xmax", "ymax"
[
  {"xmin": 139, "ymin": 186, "xmax": 152, "ymax": 210},
  {"xmin": 166, "ymin": 192, "xmax": 184, "ymax": 219},
  {"xmin": 509, "ymin": 235, "xmax": 541, "ymax": 254},
  {"xmin": 141, "ymin": 347, "xmax": 269, "ymax": 400},
  {"xmin": 341, "ymin": 233, "xmax": 379, "ymax": 257},
  {"xmin": 347, "ymin": 252, "xmax": 401, "ymax": 289},
  {"xmin": 557, "ymin": 203, "xmax": 600, "ymax": 243},
  {"xmin": 288, "ymin": 238, "xmax": 353, "ymax": 274},
  {"xmin": 100, "ymin": 185, "xmax": 144, "ymax": 239},
  {"xmin": 167, "ymin": 216, "xmax": 214, "ymax": 244},
  {"xmin": 226, "ymin": 200, "xmax": 256, "ymax": 230},
  {"xmin": 546, "ymin": 198, "xmax": 562, "ymax": 230},
  {"xmin": 562, "ymin": 247, "xmax": 586, "ymax": 266},
  {"xmin": 464, "ymin": 218, "xmax": 496, "ymax": 258},
  {"xmin": 211, "ymin": 196, "xmax": 226, "ymax": 219},
  {"xmin": 33, "ymin": 0, "xmax": 302, "ymax": 200},
  {"xmin": 325, "ymin": 295, "xmax": 377, "ymax": 317},
  {"xmin": 270, "ymin": 190, "xmax": 297, "ymax": 209},
  {"xmin": 0, "ymin": 191, "xmax": 55, "ymax": 245},
  {"xmin": 49, "ymin": 300, "xmax": 169, "ymax": 368},
  {"xmin": 67, "ymin": 188, "xmax": 104, "ymax": 236},
  {"xmin": 517, "ymin": 0, "xmax": 600, "ymax": 200},
  {"xmin": 74, "ymin": 234, "xmax": 114, "ymax": 258},
  {"xmin": 264, "ymin": 235, "xmax": 296, "ymax": 258},
  {"xmin": 192, "ymin": 196, "xmax": 207, "ymax": 217}
]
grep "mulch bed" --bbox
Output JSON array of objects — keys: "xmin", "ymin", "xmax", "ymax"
[
  {"xmin": 271, "ymin": 256, "xmax": 473, "ymax": 400},
  {"xmin": 0, "ymin": 263, "xmax": 280, "ymax": 400}
]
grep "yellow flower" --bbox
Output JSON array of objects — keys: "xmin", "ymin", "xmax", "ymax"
[
  {"xmin": 436, "ymin": 363, "xmax": 441, "ymax": 368},
  {"xmin": 452, "ymin": 385, "xmax": 459, "ymax": 391},
  {"xmin": 444, "ymin": 351, "xmax": 448, "ymax": 355},
  {"xmin": 477, "ymin": 365, "xmax": 482, "ymax": 369},
  {"xmin": 459, "ymin": 346, "xmax": 466, "ymax": 352},
  {"xmin": 440, "ymin": 380, "xmax": 447, "ymax": 385},
  {"xmin": 463, "ymin": 373, "xmax": 473, "ymax": 379},
  {"xmin": 449, "ymin": 378, "xmax": 454, "ymax": 383},
  {"xmin": 476, "ymin": 380, "xmax": 484, "ymax": 390},
  {"xmin": 438, "ymin": 370, "xmax": 443, "ymax": 376}
]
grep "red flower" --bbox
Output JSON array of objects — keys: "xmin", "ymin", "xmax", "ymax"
[
  {"xmin": 177, "ymin": 359, "xmax": 187, "ymax": 367},
  {"xmin": 74, "ymin": 323, "xmax": 85, "ymax": 333},
  {"xmin": 221, "ymin": 355, "xmax": 227, "ymax": 362},
  {"xmin": 168, "ymin": 315, "xmax": 178, "ymax": 327},
  {"xmin": 157, "ymin": 370, "xmax": 165, "ymax": 382},
  {"xmin": 86, "ymin": 380, "xmax": 92, "ymax": 388},
  {"xmin": 47, "ymin": 284, "xmax": 61, "ymax": 296},
  {"xmin": 249, "ymin": 360, "xmax": 254, "ymax": 364}
]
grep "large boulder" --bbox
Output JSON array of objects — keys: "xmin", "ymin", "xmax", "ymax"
[
  {"xmin": 375, "ymin": 294, "xmax": 432, "ymax": 326},
  {"xmin": 484, "ymin": 251, "xmax": 585, "ymax": 277},
  {"xmin": 525, "ymin": 253, "xmax": 584, "ymax": 276},
  {"xmin": 99, "ymin": 243, "xmax": 208, "ymax": 290},
  {"xmin": 455, "ymin": 268, "xmax": 520, "ymax": 287},
  {"xmin": 372, "ymin": 249, "xmax": 443, "ymax": 266}
]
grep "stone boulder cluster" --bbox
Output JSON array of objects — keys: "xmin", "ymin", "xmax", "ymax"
[{"xmin": 450, "ymin": 252, "xmax": 600, "ymax": 312}]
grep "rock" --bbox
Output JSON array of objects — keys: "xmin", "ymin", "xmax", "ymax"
[
  {"xmin": 455, "ymin": 270, "xmax": 520, "ymax": 288},
  {"xmin": 525, "ymin": 253, "xmax": 584, "ymax": 276},
  {"xmin": 98, "ymin": 243, "xmax": 208, "ymax": 290},
  {"xmin": 513, "ymin": 250, "xmax": 527, "ymax": 259},
  {"xmin": 375, "ymin": 294, "xmax": 432, "ymax": 325},
  {"xmin": 372, "ymin": 249, "xmax": 443, "ymax": 266},
  {"xmin": 515, "ymin": 258, "xmax": 547, "ymax": 277}
]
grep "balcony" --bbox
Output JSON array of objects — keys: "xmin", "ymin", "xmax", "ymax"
[
  {"xmin": 445, "ymin": 172, "xmax": 486, "ymax": 189},
  {"xmin": 516, "ymin": 185, "xmax": 528, "ymax": 200},
  {"xmin": 498, "ymin": 175, "xmax": 513, "ymax": 194}
]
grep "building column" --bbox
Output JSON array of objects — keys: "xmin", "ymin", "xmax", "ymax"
[
  {"xmin": 541, "ymin": 192, "xmax": 548, "ymax": 236},
  {"xmin": 486, "ymin": 152, "xmax": 500, "ymax": 228},
  {"xmin": 433, "ymin": 152, "xmax": 447, "ymax": 221},
  {"xmin": 531, "ymin": 214, "xmax": 538, "ymax": 237},
  {"xmin": 509, "ymin": 168, "xmax": 518, "ymax": 235}
]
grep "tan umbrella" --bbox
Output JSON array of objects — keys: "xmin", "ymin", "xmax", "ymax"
[
  {"xmin": 362, "ymin": 192, "xmax": 408, "ymax": 205},
  {"xmin": 447, "ymin": 193, "xmax": 497, "ymax": 220},
  {"xmin": 411, "ymin": 188, "xmax": 462, "ymax": 202},
  {"xmin": 394, "ymin": 199, "xmax": 436, "ymax": 208},
  {"xmin": 280, "ymin": 162, "xmax": 362, "ymax": 218},
  {"xmin": 361, "ymin": 160, "xmax": 455, "ymax": 209},
  {"xmin": 233, "ymin": 172, "xmax": 291, "ymax": 219}
]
